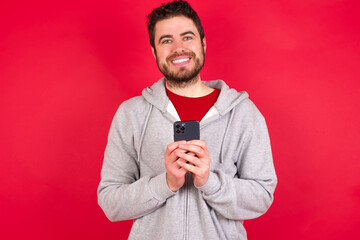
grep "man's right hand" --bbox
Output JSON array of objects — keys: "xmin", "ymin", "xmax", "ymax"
[{"xmin": 164, "ymin": 141, "xmax": 188, "ymax": 192}]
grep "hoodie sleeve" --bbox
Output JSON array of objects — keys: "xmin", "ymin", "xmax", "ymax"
[
  {"xmin": 97, "ymin": 103, "xmax": 176, "ymax": 222},
  {"xmin": 197, "ymin": 103, "xmax": 277, "ymax": 220}
]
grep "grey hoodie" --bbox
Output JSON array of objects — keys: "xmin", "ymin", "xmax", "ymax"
[{"xmin": 97, "ymin": 78, "xmax": 277, "ymax": 240}]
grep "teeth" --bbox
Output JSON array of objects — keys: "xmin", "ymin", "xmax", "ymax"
[{"xmin": 172, "ymin": 58, "xmax": 190, "ymax": 63}]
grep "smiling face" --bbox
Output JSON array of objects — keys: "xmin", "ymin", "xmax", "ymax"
[{"xmin": 152, "ymin": 15, "xmax": 206, "ymax": 87}]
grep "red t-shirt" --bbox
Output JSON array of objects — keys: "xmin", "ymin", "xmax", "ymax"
[{"xmin": 166, "ymin": 87, "xmax": 220, "ymax": 122}]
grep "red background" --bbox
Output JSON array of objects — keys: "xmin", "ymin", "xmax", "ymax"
[{"xmin": 1, "ymin": 0, "xmax": 360, "ymax": 239}]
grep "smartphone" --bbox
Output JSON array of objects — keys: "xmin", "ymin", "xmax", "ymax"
[{"xmin": 173, "ymin": 120, "xmax": 200, "ymax": 141}]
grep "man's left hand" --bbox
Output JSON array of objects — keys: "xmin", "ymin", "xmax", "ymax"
[{"xmin": 175, "ymin": 140, "xmax": 211, "ymax": 187}]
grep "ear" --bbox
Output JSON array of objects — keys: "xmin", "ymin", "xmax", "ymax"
[
  {"xmin": 202, "ymin": 37, "xmax": 207, "ymax": 53},
  {"xmin": 151, "ymin": 47, "xmax": 156, "ymax": 59}
]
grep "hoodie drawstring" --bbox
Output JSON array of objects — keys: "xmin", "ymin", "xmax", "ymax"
[
  {"xmin": 219, "ymin": 108, "xmax": 235, "ymax": 163},
  {"xmin": 137, "ymin": 104, "xmax": 153, "ymax": 163}
]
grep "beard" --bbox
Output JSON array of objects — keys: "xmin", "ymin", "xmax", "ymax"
[{"xmin": 155, "ymin": 48, "xmax": 205, "ymax": 88}]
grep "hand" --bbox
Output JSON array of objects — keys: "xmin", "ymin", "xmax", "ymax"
[
  {"xmin": 175, "ymin": 140, "xmax": 211, "ymax": 187},
  {"xmin": 164, "ymin": 141, "xmax": 188, "ymax": 192}
]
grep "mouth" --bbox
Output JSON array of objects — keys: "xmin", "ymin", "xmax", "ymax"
[
  {"xmin": 171, "ymin": 57, "xmax": 191, "ymax": 64},
  {"xmin": 169, "ymin": 55, "xmax": 192, "ymax": 67},
  {"xmin": 166, "ymin": 51, "xmax": 196, "ymax": 67}
]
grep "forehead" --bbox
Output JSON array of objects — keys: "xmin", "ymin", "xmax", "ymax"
[{"xmin": 154, "ymin": 15, "xmax": 199, "ymax": 39}]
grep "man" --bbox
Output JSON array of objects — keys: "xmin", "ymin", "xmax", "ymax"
[{"xmin": 97, "ymin": 1, "xmax": 277, "ymax": 239}]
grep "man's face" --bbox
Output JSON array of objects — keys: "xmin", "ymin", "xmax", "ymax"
[{"xmin": 152, "ymin": 15, "xmax": 206, "ymax": 86}]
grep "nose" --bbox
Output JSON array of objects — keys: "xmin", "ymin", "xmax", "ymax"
[{"xmin": 171, "ymin": 40, "xmax": 186, "ymax": 53}]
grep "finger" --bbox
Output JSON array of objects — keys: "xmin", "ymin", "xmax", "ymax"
[
  {"xmin": 186, "ymin": 151, "xmax": 196, "ymax": 157},
  {"xmin": 166, "ymin": 149, "xmax": 187, "ymax": 165},
  {"xmin": 174, "ymin": 161, "xmax": 188, "ymax": 173},
  {"xmin": 177, "ymin": 160, "xmax": 199, "ymax": 174},
  {"xmin": 165, "ymin": 141, "xmax": 187, "ymax": 158},
  {"xmin": 172, "ymin": 149, "xmax": 188, "ymax": 158},
  {"xmin": 165, "ymin": 141, "xmax": 187, "ymax": 154},
  {"xmin": 187, "ymin": 140, "xmax": 207, "ymax": 149},
  {"xmin": 176, "ymin": 152, "xmax": 201, "ymax": 167},
  {"xmin": 176, "ymin": 158, "xmax": 188, "ymax": 168},
  {"xmin": 179, "ymin": 144, "xmax": 205, "ymax": 158}
]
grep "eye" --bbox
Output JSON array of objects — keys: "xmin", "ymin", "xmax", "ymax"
[
  {"xmin": 184, "ymin": 36, "xmax": 193, "ymax": 41},
  {"xmin": 162, "ymin": 39, "xmax": 172, "ymax": 44}
]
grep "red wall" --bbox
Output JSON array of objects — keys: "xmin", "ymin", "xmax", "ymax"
[{"xmin": 1, "ymin": 0, "xmax": 360, "ymax": 239}]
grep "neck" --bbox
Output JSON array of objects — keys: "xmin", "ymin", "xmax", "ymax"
[{"xmin": 165, "ymin": 76, "xmax": 214, "ymax": 97}]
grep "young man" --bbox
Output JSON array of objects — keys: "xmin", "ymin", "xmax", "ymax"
[{"xmin": 97, "ymin": 1, "xmax": 277, "ymax": 239}]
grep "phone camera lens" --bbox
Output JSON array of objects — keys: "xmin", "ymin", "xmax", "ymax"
[
  {"xmin": 176, "ymin": 130, "xmax": 181, "ymax": 134},
  {"xmin": 176, "ymin": 124, "xmax": 180, "ymax": 128},
  {"xmin": 181, "ymin": 127, "xmax": 185, "ymax": 130}
]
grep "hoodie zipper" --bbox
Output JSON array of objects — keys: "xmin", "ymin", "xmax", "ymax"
[{"xmin": 184, "ymin": 172, "xmax": 190, "ymax": 240}]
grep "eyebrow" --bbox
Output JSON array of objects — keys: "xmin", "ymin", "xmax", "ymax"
[
  {"xmin": 180, "ymin": 31, "xmax": 196, "ymax": 37},
  {"xmin": 158, "ymin": 31, "xmax": 196, "ymax": 44},
  {"xmin": 158, "ymin": 34, "xmax": 172, "ymax": 44}
]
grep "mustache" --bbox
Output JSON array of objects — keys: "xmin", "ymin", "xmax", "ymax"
[{"xmin": 166, "ymin": 52, "xmax": 196, "ymax": 62}]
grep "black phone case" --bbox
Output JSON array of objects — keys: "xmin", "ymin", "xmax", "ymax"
[{"xmin": 173, "ymin": 120, "xmax": 200, "ymax": 141}]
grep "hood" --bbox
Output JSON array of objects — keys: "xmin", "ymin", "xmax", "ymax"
[
  {"xmin": 142, "ymin": 78, "xmax": 169, "ymax": 113},
  {"xmin": 142, "ymin": 78, "xmax": 249, "ymax": 117},
  {"xmin": 205, "ymin": 80, "xmax": 249, "ymax": 116}
]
